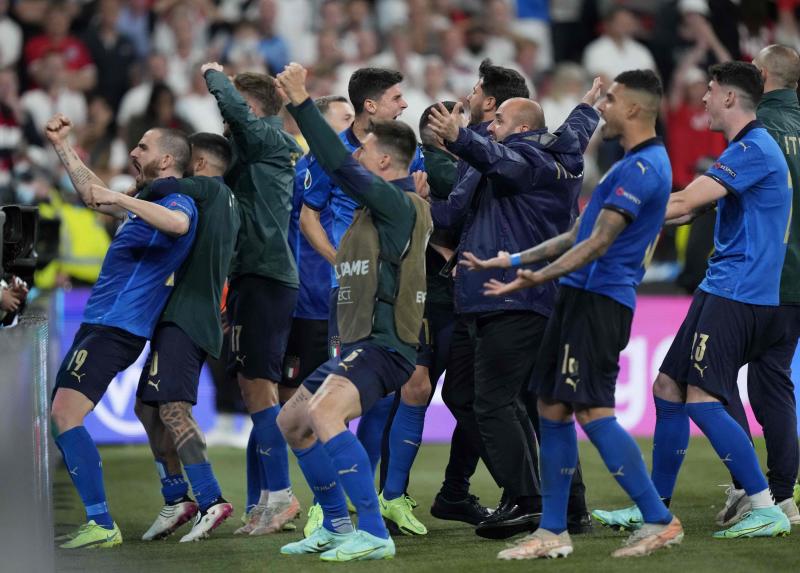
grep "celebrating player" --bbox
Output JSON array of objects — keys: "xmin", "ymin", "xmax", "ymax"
[{"xmin": 275, "ymin": 62, "xmax": 432, "ymax": 561}]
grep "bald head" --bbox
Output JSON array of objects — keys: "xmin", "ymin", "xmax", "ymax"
[
  {"xmin": 489, "ymin": 98, "xmax": 545, "ymax": 142},
  {"xmin": 755, "ymin": 44, "xmax": 800, "ymax": 91}
]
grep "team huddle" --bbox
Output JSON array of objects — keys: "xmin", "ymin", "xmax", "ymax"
[{"xmin": 49, "ymin": 42, "xmax": 800, "ymax": 562}]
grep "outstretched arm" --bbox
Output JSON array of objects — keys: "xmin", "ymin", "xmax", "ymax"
[
  {"xmin": 88, "ymin": 184, "xmax": 191, "ymax": 236},
  {"xmin": 483, "ymin": 209, "xmax": 628, "ymax": 296},
  {"xmin": 45, "ymin": 114, "xmax": 123, "ymax": 217},
  {"xmin": 664, "ymin": 175, "xmax": 727, "ymax": 222}
]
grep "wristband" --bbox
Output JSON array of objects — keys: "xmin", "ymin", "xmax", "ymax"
[{"xmin": 509, "ymin": 253, "xmax": 522, "ymax": 267}]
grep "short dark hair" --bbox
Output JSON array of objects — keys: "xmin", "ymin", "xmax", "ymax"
[
  {"xmin": 189, "ymin": 132, "xmax": 232, "ymax": 171},
  {"xmin": 708, "ymin": 61, "xmax": 764, "ymax": 110},
  {"xmin": 315, "ymin": 95, "xmax": 350, "ymax": 116},
  {"xmin": 478, "ymin": 59, "xmax": 529, "ymax": 108},
  {"xmin": 153, "ymin": 128, "xmax": 191, "ymax": 174},
  {"xmin": 366, "ymin": 119, "xmax": 417, "ymax": 170},
  {"xmin": 613, "ymin": 69, "xmax": 663, "ymax": 98},
  {"xmin": 419, "ymin": 100, "xmax": 458, "ymax": 134},
  {"xmin": 233, "ymin": 72, "xmax": 283, "ymax": 116},
  {"xmin": 348, "ymin": 68, "xmax": 404, "ymax": 114}
]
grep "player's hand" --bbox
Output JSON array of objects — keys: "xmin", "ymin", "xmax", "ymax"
[
  {"xmin": 45, "ymin": 113, "xmax": 73, "ymax": 144},
  {"xmin": 412, "ymin": 171, "xmax": 429, "ymax": 200},
  {"xmin": 427, "ymin": 101, "xmax": 463, "ymax": 143},
  {"xmin": 460, "ymin": 250, "xmax": 511, "ymax": 271},
  {"xmin": 88, "ymin": 183, "xmax": 119, "ymax": 208},
  {"xmin": 581, "ymin": 77, "xmax": 604, "ymax": 107},
  {"xmin": 483, "ymin": 269, "xmax": 540, "ymax": 296},
  {"xmin": 277, "ymin": 63, "xmax": 310, "ymax": 106},
  {"xmin": 201, "ymin": 62, "xmax": 224, "ymax": 76}
]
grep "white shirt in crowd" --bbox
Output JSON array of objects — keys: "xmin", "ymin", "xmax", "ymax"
[{"xmin": 582, "ymin": 35, "xmax": 656, "ymax": 81}]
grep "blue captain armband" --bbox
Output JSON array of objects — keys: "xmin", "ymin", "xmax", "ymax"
[{"xmin": 509, "ymin": 253, "xmax": 522, "ymax": 267}]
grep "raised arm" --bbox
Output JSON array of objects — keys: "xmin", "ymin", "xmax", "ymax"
[
  {"xmin": 552, "ymin": 77, "xmax": 603, "ymax": 152},
  {"xmin": 202, "ymin": 63, "xmax": 285, "ymax": 158},
  {"xmin": 45, "ymin": 114, "xmax": 123, "ymax": 217},
  {"xmin": 483, "ymin": 209, "xmax": 628, "ymax": 296}
]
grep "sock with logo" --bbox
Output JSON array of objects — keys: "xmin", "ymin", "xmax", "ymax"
[
  {"xmin": 324, "ymin": 430, "xmax": 388, "ymax": 539},
  {"xmin": 356, "ymin": 395, "xmax": 395, "ymax": 478},
  {"xmin": 245, "ymin": 431, "xmax": 268, "ymax": 512},
  {"xmin": 294, "ymin": 441, "xmax": 353, "ymax": 533},
  {"xmin": 184, "ymin": 462, "xmax": 223, "ymax": 512},
  {"xmin": 687, "ymin": 402, "xmax": 769, "ymax": 495},
  {"xmin": 651, "ymin": 397, "xmax": 689, "ymax": 500},
  {"xmin": 251, "ymin": 406, "xmax": 291, "ymax": 491},
  {"xmin": 383, "ymin": 401, "xmax": 427, "ymax": 501},
  {"xmin": 538, "ymin": 418, "xmax": 578, "ymax": 534},
  {"xmin": 154, "ymin": 459, "xmax": 189, "ymax": 504},
  {"xmin": 583, "ymin": 416, "xmax": 672, "ymax": 525},
  {"xmin": 55, "ymin": 426, "xmax": 114, "ymax": 529}
]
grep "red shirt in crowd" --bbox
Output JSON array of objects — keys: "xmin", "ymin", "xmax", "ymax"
[
  {"xmin": 24, "ymin": 35, "xmax": 94, "ymax": 70},
  {"xmin": 667, "ymin": 104, "xmax": 727, "ymax": 189}
]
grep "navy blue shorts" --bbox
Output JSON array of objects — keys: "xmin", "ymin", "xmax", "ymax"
[
  {"xmin": 416, "ymin": 318, "xmax": 433, "ymax": 368},
  {"xmin": 281, "ymin": 318, "xmax": 329, "ymax": 388},
  {"xmin": 226, "ymin": 275, "xmax": 298, "ymax": 381},
  {"xmin": 136, "ymin": 322, "xmax": 206, "ymax": 405},
  {"xmin": 54, "ymin": 323, "xmax": 146, "ymax": 405},
  {"xmin": 660, "ymin": 290, "xmax": 787, "ymax": 404},
  {"xmin": 302, "ymin": 342, "xmax": 415, "ymax": 414},
  {"xmin": 534, "ymin": 286, "xmax": 632, "ymax": 408}
]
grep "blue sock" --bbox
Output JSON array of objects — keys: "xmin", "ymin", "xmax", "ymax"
[
  {"xmin": 356, "ymin": 395, "xmax": 394, "ymax": 478},
  {"xmin": 184, "ymin": 462, "xmax": 222, "ymax": 511},
  {"xmin": 294, "ymin": 441, "xmax": 353, "ymax": 533},
  {"xmin": 155, "ymin": 459, "xmax": 188, "ymax": 504},
  {"xmin": 252, "ymin": 406, "xmax": 291, "ymax": 491},
  {"xmin": 687, "ymin": 402, "xmax": 769, "ymax": 495},
  {"xmin": 324, "ymin": 430, "xmax": 387, "ymax": 539},
  {"xmin": 583, "ymin": 416, "xmax": 672, "ymax": 525},
  {"xmin": 383, "ymin": 402, "xmax": 427, "ymax": 500},
  {"xmin": 652, "ymin": 397, "xmax": 689, "ymax": 500},
  {"xmin": 538, "ymin": 418, "xmax": 578, "ymax": 534},
  {"xmin": 55, "ymin": 427, "xmax": 114, "ymax": 529},
  {"xmin": 245, "ymin": 431, "xmax": 266, "ymax": 512}
]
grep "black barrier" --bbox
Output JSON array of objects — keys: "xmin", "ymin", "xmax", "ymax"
[{"xmin": 0, "ymin": 302, "xmax": 54, "ymax": 572}]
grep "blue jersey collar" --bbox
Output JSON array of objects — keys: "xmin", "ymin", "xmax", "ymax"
[
  {"xmin": 344, "ymin": 125, "xmax": 361, "ymax": 148},
  {"xmin": 627, "ymin": 136, "xmax": 664, "ymax": 155},
  {"xmin": 731, "ymin": 119, "xmax": 762, "ymax": 143}
]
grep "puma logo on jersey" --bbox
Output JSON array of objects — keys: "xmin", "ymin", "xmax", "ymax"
[
  {"xmin": 335, "ymin": 259, "xmax": 370, "ymax": 279},
  {"xmin": 70, "ymin": 371, "xmax": 86, "ymax": 383},
  {"xmin": 738, "ymin": 141, "xmax": 750, "ymax": 152},
  {"xmin": 258, "ymin": 447, "xmax": 271, "ymax": 457},
  {"xmin": 721, "ymin": 453, "xmax": 733, "ymax": 463},
  {"xmin": 403, "ymin": 440, "xmax": 421, "ymax": 448},
  {"xmin": 692, "ymin": 363, "xmax": 707, "ymax": 378},
  {"xmin": 69, "ymin": 466, "xmax": 79, "ymax": 477},
  {"xmin": 236, "ymin": 355, "xmax": 246, "ymax": 366},
  {"xmin": 610, "ymin": 466, "xmax": 625, "ymax": 477},
  {"xmin": 636, "ymin": 160, "xmax": 648, "ymax": 175},
  {"xmin": 564, "ymin": 377, "xmax": 578, "ymax": 391},
  {"xmin": 338, "ymin": 464, "xmax": 358, "ymax": 475},
  {"xmin": 147, "ymin": 379, "xmax": 160, "ymax": 392}
]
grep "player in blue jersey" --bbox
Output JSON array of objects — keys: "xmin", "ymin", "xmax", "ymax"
[
  {"xmin": 46, "ymin": 114, "xmax": 198, "ymax": 549},
  {"xmin": 462, "ymin": 70, "xmax": 683, "ymax": 559},
  {"xmin": 593, "ymin": 62, "xmax": 793, "ymax": 540},
  {"xmin": 299, "ymin": 67, "xmax": 425, "ymax": 487}
]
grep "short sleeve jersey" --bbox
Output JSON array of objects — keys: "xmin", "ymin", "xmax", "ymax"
[
  {"xmin": 302, "ymin": 125, "xmax": 425, "ymax": 288},
  {"xmin": 701, "ymin": 121, "xmax": 791, "ymax": 306},
  {"xmin": 83, "ymin": 179, "xmax": 197, "ymax": 338},
  {"xmin": 561, "ymin": 138, "xmax": 672, "ymax": 310}
]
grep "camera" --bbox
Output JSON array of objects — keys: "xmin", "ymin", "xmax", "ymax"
[{"xmin": 1, "ymin": 204, "xmax": 39, "ymax": 285}]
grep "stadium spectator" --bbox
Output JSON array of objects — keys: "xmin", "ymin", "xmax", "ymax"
[
  {"xmin": 371, "ymin": 25, "xmax": 426, "ymax": 89},
  {"xmin": 118, "ymin": 0, "xmax": 155, "ymax": 59},
  {"xmin": 117, "ymin": 53, "xmax": 170, "ymax": 129},
  {"xmin": 0, "ymin": 0, "xmax": 22, "ymax": 69},
  {"xmin": 84, "ymin": 0, "xmax": 137, "ymax": 109},
  {"xmin": 256, "ymin": 0, "xmax": 290, "ymax": 74},
  {"xmin": 77, "ymin": 94, "xmax": 127, "ymax": 183},
  {"xmin": 24, "ymin": 0, "xmax": 96, "ymax": 92},
  {"xmin": 582, "ymin": 7, "xmax": 656, "ymax": 84},
  {"xmin": 125, "ymin": 82, "xmax": 193, "ymax": 152},
  {"xmin": 0, "ymin": 68, "xmax": 38, "ymax": 203},
  {"xmin": 177, "ymin": 64, "xmax": 225, "ymax": 135},
  {"xmin": 21, "ymin": 51, "xmax": 88, "ymax": 135}
]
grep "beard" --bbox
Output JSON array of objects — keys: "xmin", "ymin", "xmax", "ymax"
[{"xmin": 135, "ymin": 159, "xmax": 161, "ymax": 189}]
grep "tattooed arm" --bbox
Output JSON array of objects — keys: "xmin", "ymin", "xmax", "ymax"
[
  {"xmin": 483, "ymin": 209, "xmax": 629, "ymax": 296},
  {"xmin": 45, "ymin": 113, "xmax": 125, "ymax": 218},
  {"xmin": 460, "ymin": 218, "xmax": 581, "ymax": 271}
]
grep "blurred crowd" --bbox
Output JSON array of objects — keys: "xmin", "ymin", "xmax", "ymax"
[{"xmin": 3, "ymin": 0, "xmax": 800, "ymax": 290}]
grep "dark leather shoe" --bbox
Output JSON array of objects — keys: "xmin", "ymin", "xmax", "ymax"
[
  {"xmin": 430, "ymin": 493, "xmax": 492, "ymax": 525},
  {"xmin": 567, "ymin": 511, "xmax": 593, "ymax": 534},
  {"xmin": 475, "ymin": 503, "xmax": 541, "ymax": 539}
]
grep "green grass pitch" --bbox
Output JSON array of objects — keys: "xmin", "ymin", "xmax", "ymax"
[{"xmin": 54, "ymin": 438, "xmax": 799, "ymax": 572}]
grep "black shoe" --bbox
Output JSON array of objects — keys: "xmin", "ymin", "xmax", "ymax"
[
  {"xmin": 430, "ymin": 493, "xmax": 492, "ymax": 525},
  {"xmin": 475, "ymin": 503, "xmax": 541, "ymax": 540},
  {"xmin": 567, "ymin": 511, "xmax": 593, "ymax": 534}
]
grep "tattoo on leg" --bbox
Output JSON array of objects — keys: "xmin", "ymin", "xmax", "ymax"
[{"xmin": 159, "ymin": 402, "xmax": 208, "ymax": 465}]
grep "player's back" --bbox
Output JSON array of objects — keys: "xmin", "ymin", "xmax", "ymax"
[
  {"xmin": 83, "ymin": 188, "xmax": 198, "ymax": 338},
  {"xmin": 159, "ymin": 175, "xmax": 240, "ymax": 357},
  {"xmin": 701, "ymin": 124, "xmax": 791, "ymax": 306},
  {"xmin": 561, "ymin": 138, "xmax": 672, "ymax": 310}
]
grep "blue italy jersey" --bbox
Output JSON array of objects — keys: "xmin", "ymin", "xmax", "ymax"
[
  {"xmin": 302, "ymin": 125, "xmax": 425, "ymax": 288},
  {"xmin": 83, "ymin": 181, "xmax": 198, "ymax": 338},
  {"xmin": 561, "ymin": 138, "xmax": 671, "ymax": 309},
  {"xmin": 700, "ymin": 121, "xmax": 791, "ymax": 306},
  {"xmin": 290, "ymin": 154, "xmax": 334, "ymax": 320}
]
